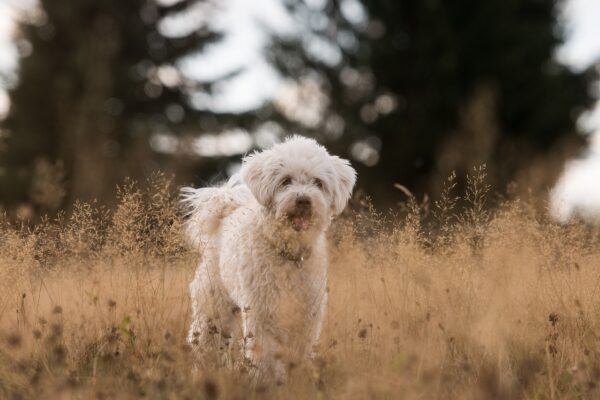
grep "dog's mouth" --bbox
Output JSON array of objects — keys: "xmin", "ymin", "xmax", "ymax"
[{"xmin": 288, "ymin": 212, "xmax": 312, "ymax": 232}]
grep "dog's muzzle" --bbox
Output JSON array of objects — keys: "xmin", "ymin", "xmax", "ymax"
[{"xmin": 289, "ymin": 196, "xmax": 312, "ymax": 231}]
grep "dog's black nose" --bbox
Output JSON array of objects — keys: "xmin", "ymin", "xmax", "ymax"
[{"xmin": 296, "ymin": 196, "xmax": 311, "ymax": 208}]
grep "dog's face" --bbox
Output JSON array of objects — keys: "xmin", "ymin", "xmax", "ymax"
[{"xmin": 241, "ymin": 136, "xmax": 356, "ymax": 235}]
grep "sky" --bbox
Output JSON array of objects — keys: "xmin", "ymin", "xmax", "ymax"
[
  {"xmin": 550, "ymin": 0, "xmax": 600, "ymax": 222},
  {"xmin": 551, "ymin": 133, "xmax": 600, "ymax": 223},
  {"xmin": 0, "ymin": 2, "xmax": 16, "ymax": 117},
  {"xmin": 556, "ymin": 0, "xmax": 600, "ymax": 71},
  {"xmin": 0, "ymin": 0, "xmax": 599, "ymax": 220},
  {"xmin": 170, "ymin": 0, "xmax": 296, "ymax": 113},
  {"xmin": 556, "ymin": 0, "xmax": 600, "ymax": 133}
]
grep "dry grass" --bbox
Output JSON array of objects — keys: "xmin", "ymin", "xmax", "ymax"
[{"xmin": 1, "ymin": 171, "xmax": 600, "ymax": 399}]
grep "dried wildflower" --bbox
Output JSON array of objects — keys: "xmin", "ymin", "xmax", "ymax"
[
  {"xmin": 180, "ymin": 344, "xmax": 192, "ymax": 353},
  {"xmin": 50, "ymin": 323, "xmax": 63, "ymax": 337},
  {"xmin": 52, "ymin": 345, "xmax": 67, "ymax": 364},
  {"xmin": 126, "ymin": 370, "xmax": 140, "ymax": 383},
  {"xmin": 64, "ymin": 372, "xmax": 79, "ymax": 389},
  {"xmin": 0, "ymin": 168, "xmax": 598, "ymax": 398},
  {"xmin": 202, "ymin": 379, "xmax": 219, "ymax": 400},
  {"xmin": 207, "ymin": 324, "xmax": 219, "ymax": 335},
  {"xmin": 220, "ymin": 331, "xmax": 232, "ymax": 339},
  {"xmin": 6, "ymin": 333, "xmax": 22, "ymax": 348}
]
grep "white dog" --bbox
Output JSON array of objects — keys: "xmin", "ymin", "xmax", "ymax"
[{"xmin": 181, "ymin": 136, "xmax": 355, "ymax": 382}]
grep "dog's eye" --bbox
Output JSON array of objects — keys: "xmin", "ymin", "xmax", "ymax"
[
  {"xmin": 280, "ymin": 177, "xmax": 292, "ymax": 187},
  {"xmin": 313, "ymin": 178, "xmax": 323, "ymax": 189}
]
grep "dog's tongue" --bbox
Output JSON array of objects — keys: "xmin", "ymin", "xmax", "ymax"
[{"xmin": 292, "ymin": 216, "xmax": 310, "ymax": 231}]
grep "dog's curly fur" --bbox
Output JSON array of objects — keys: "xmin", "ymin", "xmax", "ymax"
[{"xmin": 181, "ymin": 136, "xmax": 356, "ymax": 381}]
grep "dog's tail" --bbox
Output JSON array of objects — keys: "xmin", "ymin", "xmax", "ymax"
[{"xmin": 180, "ymin": 174, "xmax": 245, "ymax": 249}]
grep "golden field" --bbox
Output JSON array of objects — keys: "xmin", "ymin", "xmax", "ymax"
[{"xmin": 0, "ymin": 172, "xmax": 599, "ymax": 399}]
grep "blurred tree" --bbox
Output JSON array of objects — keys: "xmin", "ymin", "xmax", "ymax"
[
  {"xmin": 268, "ymin": 0, "xmax": 595, "ymax": 201},
  {"xmin": 1, "ymin": 0, "xmax": 595, "ymax": 209},
  {"xmin": 0, "ymin": 0, "xmax": 221, "ymax": 206}
]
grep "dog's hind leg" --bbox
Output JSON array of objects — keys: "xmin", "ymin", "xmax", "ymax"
[{"xmin": 188, "ymin": 261, "xmax": 239, "ymax": 368}]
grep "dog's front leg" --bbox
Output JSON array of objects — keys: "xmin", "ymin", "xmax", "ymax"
[
  {"xmin": 305, "ymin": 291, "xmax": 327, "ymax": 359},
  {"xmin": 241, "ymin": 313, "xmax": 287, "ymax": 385}
]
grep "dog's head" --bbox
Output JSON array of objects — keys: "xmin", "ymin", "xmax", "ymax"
[{"xmin": 241, "ymin": 136, "xmax": 356, "ymax": 234}]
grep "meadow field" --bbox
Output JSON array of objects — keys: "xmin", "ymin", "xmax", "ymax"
[{"xmin": 1, "ymin": 172, "xmax": 599, "ymax": 399}]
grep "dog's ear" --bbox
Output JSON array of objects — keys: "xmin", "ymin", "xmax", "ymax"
[
  {"xmin": 241, "ymin": 150, "xmax": 281, "ymax": 207},
  {"xmin": 330, "ymin": 155, "xmax": 356, "ymax": 215}
]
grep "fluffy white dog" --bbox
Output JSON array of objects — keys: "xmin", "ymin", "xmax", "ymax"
[{"xmin": 181, "ymin": 136, "xmax": 355, "ymax": 381}]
